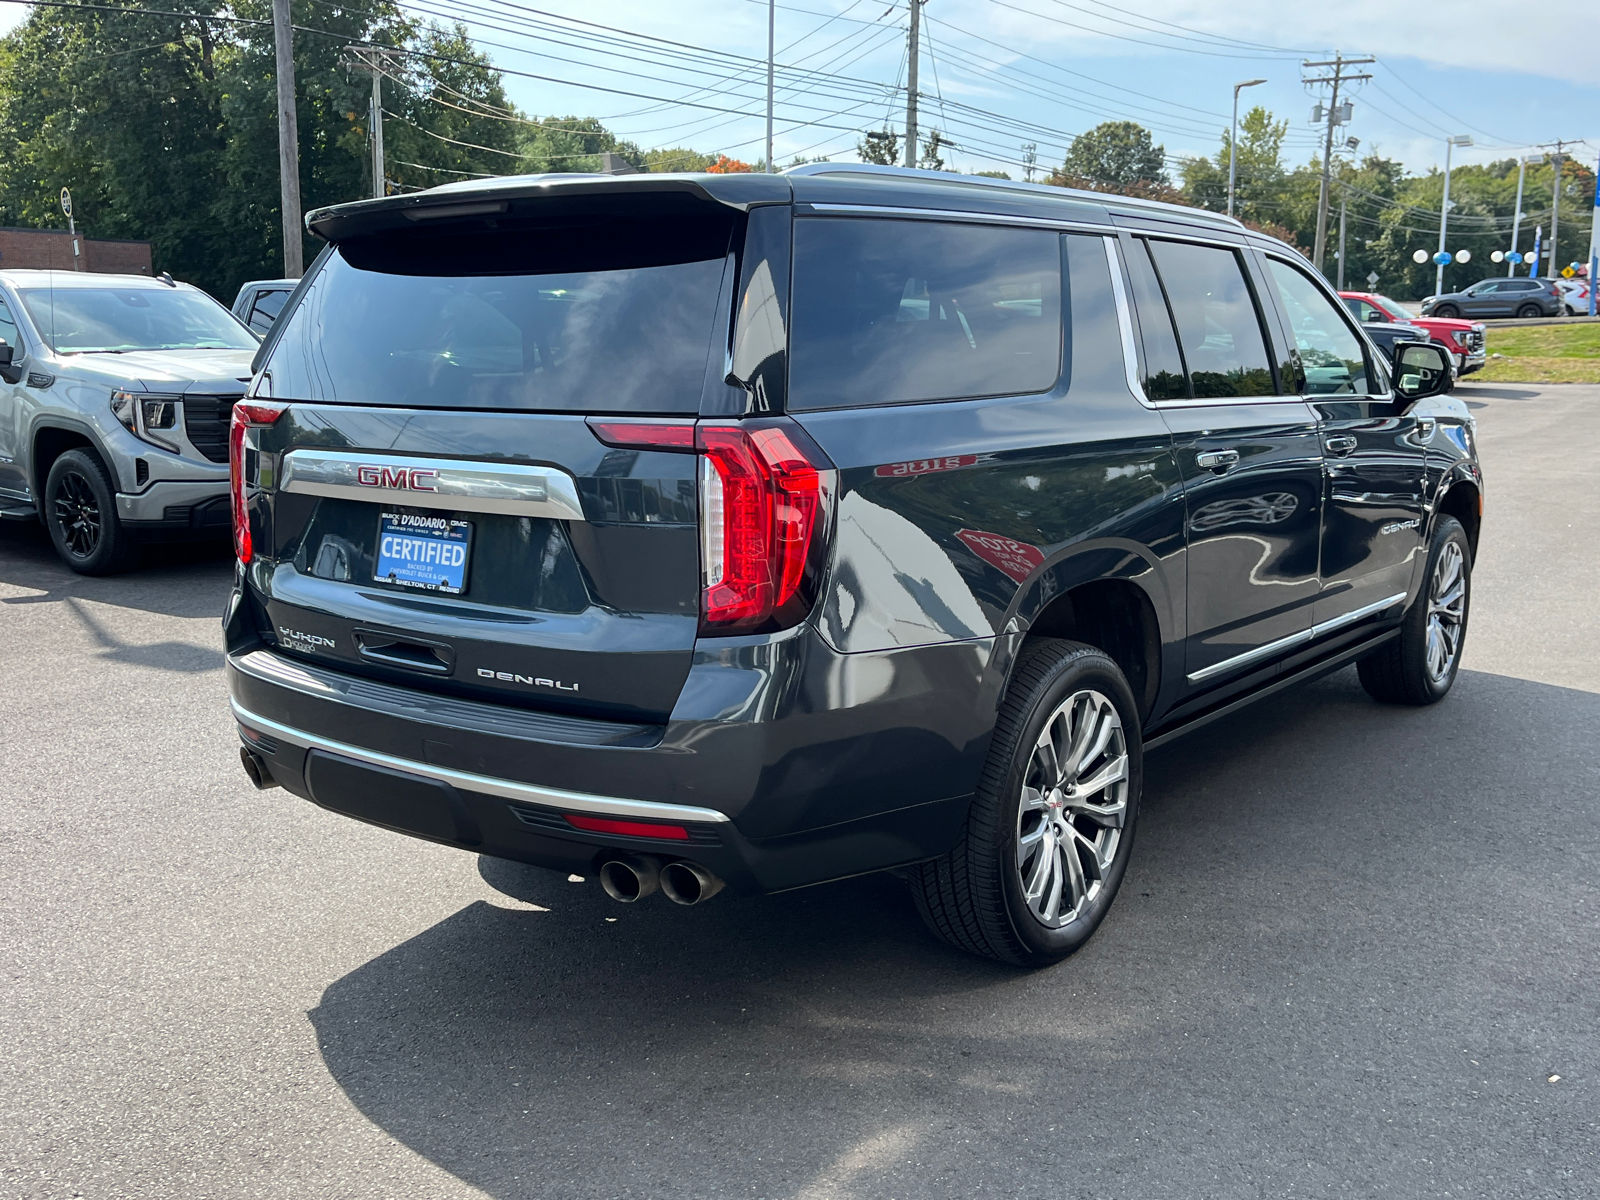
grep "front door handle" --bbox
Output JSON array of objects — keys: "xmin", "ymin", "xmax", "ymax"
[
  {"xmin": 1196, "ymin": 449, "xmax": 1240, "ymax": 472},
  {"xmin": 1324, "ymin": 434, "xmax": 1358, "ymax": 456}
]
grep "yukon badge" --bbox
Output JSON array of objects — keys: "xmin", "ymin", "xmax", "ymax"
[
  {"xmin": 477, "ymin": 668, "xmax": 578, "ymax": 692},
  {"xmin": 279, "ymin": 626, "xmax": 335, "ymax": 652},
  {"xmin": 356, "ymin": 464, "xmax": 439, "ymax": 492}
]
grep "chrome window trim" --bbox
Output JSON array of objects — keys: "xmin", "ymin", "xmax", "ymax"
[
  {"xmin": 1186, "ymin": 591, "xmax": 1406, "ymax": 684},
  {"xmin": 231, "ymin": 700, "xmax": 733, "ymax": 824},
  {"xmin": 800, "ymin": 203, "xmax": 1109, "ymax": 234},
  {"xmin": 279, "ymin": 448, "xmax": 586, "ymax": 521}
]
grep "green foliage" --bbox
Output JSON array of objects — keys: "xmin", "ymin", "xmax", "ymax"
[
  {"xmin": 0, "ymin": 1, "xmax": 522, "ymax": 300},
  {"xmin": 517, "ymin": 114, "xmax": 643, "ymax": 174},
  {"xmin": 1059, "ymin": 121, "xmax": 1167, "ymax": 188},
  {"xmin": 857, "ymin": 128, "xmax": 900, "ymax": 166},
  {"xmin": 973, "ymin": 170, "xmax": 1011, "ymax": 180}
]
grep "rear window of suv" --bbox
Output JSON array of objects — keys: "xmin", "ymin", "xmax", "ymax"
[
  {"xmin": 260, "ymin": 213, "xmax": 733, "ymax": 413},
  {"xmin": 788, "ymin": 218, "xmax": 1062, "ymax": 409}
]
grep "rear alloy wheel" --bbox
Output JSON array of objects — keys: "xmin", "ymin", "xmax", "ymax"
[
  {"xmin": 1516, "ymin": 303, "xmax": 1541, "ymax": 319},
  {"xmin": 1358, "ymin": 516, "xmax": 1470, "ymax": 705},
  {"xmin": 910, "ymin": 640, "xmax": 1142, "ymax": 966},
  {"xmin": 44, "ymin": 449, "xmax": 136, "ymax": 575},
  {"xmin": 1432, "ymin": 304, "xmax": 1460, "ymax": 318}
]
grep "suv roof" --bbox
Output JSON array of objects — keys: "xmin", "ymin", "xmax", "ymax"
[
  {"xmin": 0, "ymin": 269, "xmax": 191, "ymax": 290},
  {"xmin": 305, "ymin": 163, "xmax": 1251, "ymax": 244}
]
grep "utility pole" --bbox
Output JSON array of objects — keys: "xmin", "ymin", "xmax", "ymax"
[
  {"xmin": 1337, "ymin": 189, "xmax": 1347, "ymax": 290},
  {"xmin": 1436, "ymin": 134, "xmax": 1472, "ymax": 295},
  {"xmin": 903, "ymin": 0, "xmax": 921, "ymax": 169},
  {"xmin": 1539, "ymin": 140, "xmax": 1577, "ymax": 279},
  {"xmin": 1228, "ymin": 78, "xmax": 1266, "ymax": 218},
  {"xmin": 1022, "ymin": 142, "xmax": 1037, "ymax": 183},
  {"xmin": 1303, "ymin": 54, "xmax": 1372, "ymax": 276},
  {"xmin": 764, "ymin": 0, "xmax": 775, "ymax": 173},
  {"xmin": 1508, "ymin": 153, "xmax": 1543, "ymax": 276},
  {"xmin": 272, "ymin": 0, "xmax": 303, "ymax": 278},
  {"xmin": 370, "ymin": 54, "xmax": 385, "ymax": 198}
]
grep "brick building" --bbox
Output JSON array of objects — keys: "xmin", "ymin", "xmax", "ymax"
[{"xmin": 0, "ymin": 227, "xmax": 152, "ymax": 275}]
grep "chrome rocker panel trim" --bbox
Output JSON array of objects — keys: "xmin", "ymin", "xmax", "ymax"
[
  {"xmin": 278, "ymin": 448, "xmax": 586, "ymax": 521},
  {"xmin": 230, "ymin": 699, "xmax": 732, "ymax": 824},
  {"xmin": 1186, "ymin": 591, "xmax": 1407, "ymax": 684}
]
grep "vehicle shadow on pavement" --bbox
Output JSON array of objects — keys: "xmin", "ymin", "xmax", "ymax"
[
  {"xmin": 0, "ymin": 517, "xmax": 233, "ymax": 618},
  {"xmin": 309, "ymin": 667, "xmax": 1600, "ymax": 1200}
]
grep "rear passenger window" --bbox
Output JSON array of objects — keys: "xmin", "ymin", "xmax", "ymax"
[
  {"xmin": 1266, "ymin": 259, "xmax": 1371, "ymax": 395},
  {"xmin": 1124, "ymin": 240, "xmax": 1187, "ymax": 401},
  {"xmin": 1147, "ymin": 240, "xmax": 1274, "ymax": 399},
  {"xmin": 788, "ymin": 219, "xmax": 1061, "ymax": 409},
  {"xmin": 248, "ymin": 288, "xmax": 289, "ymax": 333}
]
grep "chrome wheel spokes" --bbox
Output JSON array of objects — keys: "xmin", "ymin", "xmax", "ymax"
[
  {"xmin": 1425, "ymin": 541, "xmax": 1467, "ymax": 683},
  {"xmin": 52, "ymin": 472, "xmax": 101, "ymax": 558},
  {"xmin": 1016, "ymin": 688, "xmax": 1129, "ymax": 928}
]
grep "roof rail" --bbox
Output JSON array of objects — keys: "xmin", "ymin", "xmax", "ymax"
[{"xmin": 782, "ymin": 162, "xmax": 1244, "ymax": 228}]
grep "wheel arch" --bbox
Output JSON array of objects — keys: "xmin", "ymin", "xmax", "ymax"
[
  {"xmin": 30, "ymin": 418, "xmax": 109, "ymax": 502},
  {"xmin": 1434, "ymin": 475, "xmax": 1481, "ymax": 559}
]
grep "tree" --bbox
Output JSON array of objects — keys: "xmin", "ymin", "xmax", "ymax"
[
  {"xmin": 857, "ymin": 128, "xmax": 899, "ymax": 166},
  {"xmin": 1182, "ymin": 105, "xmax": 1288, "ymax": 227},
  {"xmin": 1057, "ymin": 121, "xmax": 1166, "ymax": 189},
  {"xmin": 919, "ymin": 129, "xmax": 953, "ymax": 172}
]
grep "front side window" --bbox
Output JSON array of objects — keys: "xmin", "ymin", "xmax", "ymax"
[
  {"xmin": 19, "ymin": 287, "xmax": 257, "ymax": 354},
  {"xmin": 788, "ymin": 218, "xmax": 1061, "ymax": 409},
  {"xmin": 1146, "ymin": 239, "xmax": 1274, "ymax": 399},
  {"xmin": 1265, "ymin": 260, "xmax": 1371, "ymax": 396}
]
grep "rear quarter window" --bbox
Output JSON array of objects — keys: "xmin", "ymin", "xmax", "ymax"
[{"xmin": 787, "ymin": 218, "xmax": 1062, "ymax": 409}]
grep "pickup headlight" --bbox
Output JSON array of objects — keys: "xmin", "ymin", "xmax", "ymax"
[{"xmin": 111, "ymin": 389, "xmax": 184, "ymax": 453}]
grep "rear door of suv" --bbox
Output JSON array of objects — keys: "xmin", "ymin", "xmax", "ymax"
[{"xmin": 239, "ymin": 187, "xmax": 744, "ymax": 726}]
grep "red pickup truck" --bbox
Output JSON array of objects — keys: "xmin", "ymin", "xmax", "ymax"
[{"xmin": 1339, "ymin": 291, "xmax": 1486, "ymax": 377}]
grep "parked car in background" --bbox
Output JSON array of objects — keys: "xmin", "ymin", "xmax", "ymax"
[
  {"xmin": 0, "ymin": 269, "xmax": 260, "ymax": 572},
  {"xmin": 1556, "ymin": 277, "xmax": 1590, "ymax": 315},
  {"xmin": 1421, "ymin": 277, "xmax": 1564, "ymax": 320},
  {"xmin": 232, "ymin": 278, "xmax": 298, "ymax": 334},
  {"xmin": 1340, "ymin": 291, "xmax": 1486, "ymax": 376},
  {"xmin": 1360, "ymin": 320, "xmax": 1428, "ymax": 360},
  {"xmin": 225, "ymin": 165, "xmax": 1479, "ymax": 966}
]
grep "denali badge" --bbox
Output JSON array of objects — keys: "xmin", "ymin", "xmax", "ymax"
[
  {"xmin": 1380, "ymin": 518, "xmax": 1421, "ymax": 535},
  {"xmin": 356, "ymin": 464, "xmax": 439, "ymax": 492},
  {"xmin": 279, "ymin": 626, "xmax": 335, "ymax": 652},
  {"xmin": 477, "ymin": 667, "xmax": 578, "ymax": 692}
]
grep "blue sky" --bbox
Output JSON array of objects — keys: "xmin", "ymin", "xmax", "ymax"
[{"xmin": 2, "ymin": 0, "xmax": 1596, "ymax": 179}]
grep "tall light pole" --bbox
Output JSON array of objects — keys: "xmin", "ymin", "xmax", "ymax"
[
  {"xmin": 764, "ymin": 0, "xmax": 775, "ymax": 173},
  {"xmin": 1508, "ymin": 153, "xmax": 1544, "ymax": 276},
  {"xmin": 272, "ymin": 0, "xmax": 303, "ymax": 278},
  {"xmin": 1435, "ymin": 134, "xmax": 1472, "ymax": 296},
  {"xmin": 1228, "ymin": 79, "xmax": 1266, "ymax": 218}
]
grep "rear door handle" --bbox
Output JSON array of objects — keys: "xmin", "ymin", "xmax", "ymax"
[
  {"xmin": 1195, "ymin": 449, "xmax": 1240, "ymax": 472},
  {"xmin": 1324, "ymin": 435, "xmax": 1358, "ymax": 456}
]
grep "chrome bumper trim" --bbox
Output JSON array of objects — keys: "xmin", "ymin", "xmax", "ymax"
[
  {"xmin": 279, "ymin": 448, "xmax": 586, "ymax": 521},
  {"xmin": 230, "ymin": 700, "xmax": 731, "ymax": 824}
]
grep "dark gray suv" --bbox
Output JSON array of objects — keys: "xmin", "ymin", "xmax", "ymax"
[{"xmin": 1423, "ymin": 277, "xmax": 1564, "ymax": 319}]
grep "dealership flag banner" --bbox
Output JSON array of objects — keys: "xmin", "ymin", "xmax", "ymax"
[{"xmin": 1590, "ymin": 155, "xmax": 1599, "ymax": 315}]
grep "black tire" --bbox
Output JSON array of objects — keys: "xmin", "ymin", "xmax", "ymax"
[
  {"xmin": 1358, "ymin": 516, "xmax": 1471, "ymax": 706},
  {"xmin": 43, "ymin": 448, "xmax": 137, "ymax": 575},
  {"xmin": 1432, "ymin": 304, "xmax": 1460, "ymax": 319},
  {"xmin": 1516, "ymin": 303, "xmax": 1541, "ymax": 319},
  {"xmin": 910, "ymin": 639, "xmax": 1143, "ymax": 967}
]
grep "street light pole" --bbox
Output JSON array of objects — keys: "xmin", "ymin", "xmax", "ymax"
[
  {"xmin": 1337, "ymin": 189, "xmax": 1347, "ymax": 290},
  {"xmin": 1508, "ymin": 153, "xmax": 1543, "ymax": 277},
  {"xmin": 1436, "ymin": 134, "xmax": 1472, "ymax": 296},
  {"xmin": 1228, "ymin": 78, "xmax": 1266, "ymax": 219},
  {"xmin": 764, "ymin": 0, "xmax": 775, "ymax": 174}
]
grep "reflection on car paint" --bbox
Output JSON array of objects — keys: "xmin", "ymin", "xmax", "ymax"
[
  {"xmin": 956, "ymin": 528, "xmax": 1046, "ymax": 583},
  {"xmin": 1187, "ymin": 491, "xmax": 1300, "ymax": 534}
]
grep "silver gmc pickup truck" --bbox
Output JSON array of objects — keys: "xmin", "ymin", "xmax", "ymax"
[{"xmin": 0, "ymin": 270, "xmax": 261, "ymax": 573}]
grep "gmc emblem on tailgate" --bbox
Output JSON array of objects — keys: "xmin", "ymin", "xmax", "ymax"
[{"xmin": 356, "ymin": 464, "xmax": 439, "ymax": 492}]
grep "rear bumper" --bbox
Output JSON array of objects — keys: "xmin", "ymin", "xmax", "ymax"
[{"xmin": 226, "ymin": 626, "xmax": 1005, "ymax": 894}]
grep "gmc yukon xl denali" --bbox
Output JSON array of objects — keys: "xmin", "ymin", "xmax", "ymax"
[{"xmin": 225, "ymin": 166, "xmax": 1481, "ymax": 966}]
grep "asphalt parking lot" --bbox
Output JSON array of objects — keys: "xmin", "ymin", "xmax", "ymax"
[{"xmin": 2, "ymin": 383, "xmax": 1597, "ymax": 1200}]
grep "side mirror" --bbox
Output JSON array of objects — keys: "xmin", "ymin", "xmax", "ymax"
[
  {"xmin": 1391, "ymin": 341, "xmax": 1451, "ymax": 407},
  {"xmin": 0, "ymin": 341, "xmax": 13, "ymax": 367},
  {"xmin": 1365, "ymin": 311, "xmax": 1383, "ymax": 322},
  {"xmin": 0, "ymin": 340, "xmax": 19, "ymax": 385}
]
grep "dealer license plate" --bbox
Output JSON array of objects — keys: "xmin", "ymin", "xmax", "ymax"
[{"xmin": 375, "ymin": 512, "xmax": 471, "ymax": 594}]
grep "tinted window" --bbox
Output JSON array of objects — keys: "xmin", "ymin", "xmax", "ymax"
[
  {"xmin": 1266, "ymin": 259, "xmax": 1371, "ymax": 395},
  {"xmin": 1124, "ymin": 239, "xmax": 1187, "ymax": 401},
  {"xmin": 19, "ymin": 287, "xmax": 256, "ymax": 353},
  {"xmin": 263, "ymin": 214, "xmax": 733, "ymax": 412},
  {"xmin": 1344, "ymin": 297, "xmax": 1384, "ymax": 322},
  {"xmin": 788, "ymin": 218, "xmax": 1061, "ymax": 409},
  {"xmin": 248, "ymin": 288, "xmax": 290, "ymax": 333},
  {"xmin": 1147, "ymin": 240, "xmax": 1273, "ymax": 398}
]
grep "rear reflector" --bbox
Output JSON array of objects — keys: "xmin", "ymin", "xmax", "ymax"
[
  {"xmin": 586, "ymin": 418, "xmax": 697, "ymax": 450},
  {"xmin": 564, "ymin": 814, "xmax": 691, "ymax": 841},
  {"xmin": 229, "ymin": 400, "xmax": 287, "ymax": 563}
]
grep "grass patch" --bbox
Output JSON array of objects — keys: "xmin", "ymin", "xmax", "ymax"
[{"xmin": 1477, "ymin": 323, "xmax": 1600, "ymax": 382}]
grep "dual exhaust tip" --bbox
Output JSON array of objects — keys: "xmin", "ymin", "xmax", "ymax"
[{"xmin": 598, "ymin": 854, "xmax": 724, "ymax": 906}]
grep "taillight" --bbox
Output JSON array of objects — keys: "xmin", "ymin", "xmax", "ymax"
[
  {"xmin": 698, "ymin": 421, "xmax": 832, "ymax": 634},
  {"xmin": 229, "ymin": 400, "xmax": 286, "ymax": 563},
  {"xmin": 583, "ymin": 415, "xmax": 834, "ymax": 635}
]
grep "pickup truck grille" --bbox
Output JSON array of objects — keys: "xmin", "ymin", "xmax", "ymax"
[
  {"xmin": 182, "ymin": 394, "xmax": 243, "ymax": 463},
  {"xmin": 1465, "ymin": 327, "xmax": 1485, "ymax": 354}
]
